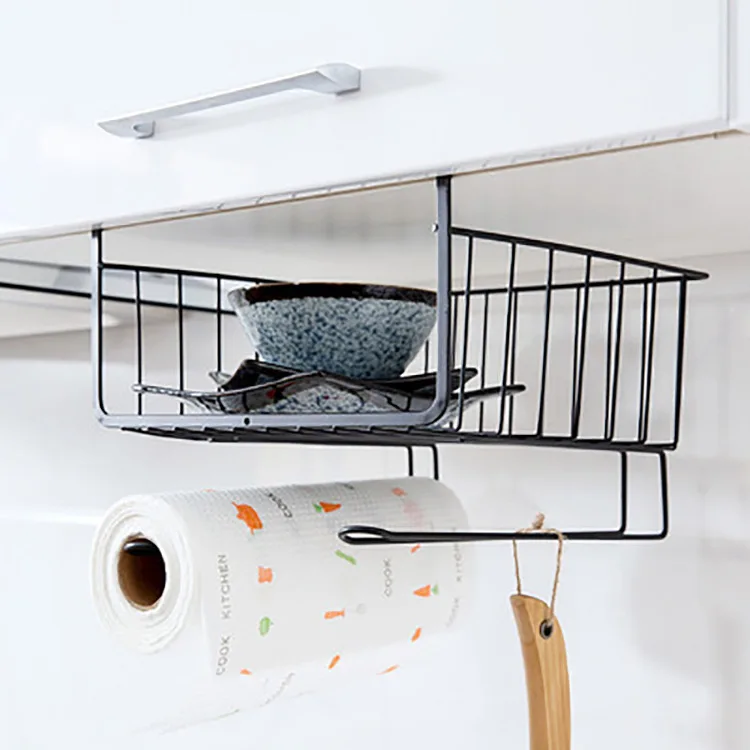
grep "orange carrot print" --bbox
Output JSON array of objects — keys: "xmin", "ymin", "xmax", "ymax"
[
  {"xmin": 240, "ymin": 669, "xmax": 252, "ymax": 676},
  {"xmin": 379, "ymin": 665, "xmax": 399, "ymax": 675},
  {"xmin": 232, "ymin": 502, "xmax": 263, "ymax": 533},
  {"xmin": 413, "ymin": 584, "xmax": 440, "ymax": 598},
  {"xmin": 328, "ymin": 655, "xmax": 341, "ymax": 670},
  {"xmin": 391, "ymin": 487, "xmax": 407, "ymax": 497},
  {"xmin": 258, "ymin": 566, "xmax": 273, "ymax": 584},
  {"xmin": 410, "ymin": 544, "xmax": 422, "ymax": 554},
  {"xmin": 411, "ymin": 627, "xmax": 422, "ymax": 642},
  {"xmin": 314, "ymin": 501, "xmax": 341, "ymax": 514},
  {"xmin": 324, "ymin": 609, "xmax": 346, "ymax": 620}
]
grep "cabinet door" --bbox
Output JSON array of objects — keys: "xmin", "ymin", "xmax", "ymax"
[{"xmin": 0, "ymin": 0, "xmax": 727, "ymax": 236}]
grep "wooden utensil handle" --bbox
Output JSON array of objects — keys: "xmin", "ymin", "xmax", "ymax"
[{"xmin": 511, "ymin": 594, "xmax": 571, "ymax": 750}]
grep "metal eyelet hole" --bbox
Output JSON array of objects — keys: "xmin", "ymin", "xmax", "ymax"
[{"xmin": 540, "ymin": 620, "xmax": 554, "ymax": 639}]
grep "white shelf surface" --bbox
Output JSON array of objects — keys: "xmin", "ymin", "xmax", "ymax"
[{"xmin": 2, "ymin": 134, "xmax": 750, "ymax": 287}]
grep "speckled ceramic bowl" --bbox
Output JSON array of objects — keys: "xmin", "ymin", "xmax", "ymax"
[{"xmin": 227, "ymin": 282, "xmax": 437, "ymax": 380}]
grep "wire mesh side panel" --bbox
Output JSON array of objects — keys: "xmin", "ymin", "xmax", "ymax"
[
  {"xmin": 94, "ymin": 250, "xmax": 275, "ymax": 420},
  {"xmin": 432, "ymin": 225, "xmax": 700, "ymax": 451}
]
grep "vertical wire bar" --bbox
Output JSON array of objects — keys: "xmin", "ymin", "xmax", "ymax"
[
  {"xmin": 604, "ymin": 283, "xmax": 614, "ymax": 439},
  {"xmin": 454, "ymin": 237, "xmax": 474, "ymax": 431},
  {"xmin": 177, "ymin": 272, "xmax": 185, "ymax": 415},
  {"xmin": 216, "ymin": 277, "xmax": 223, "ymax": 374},
  {"xmin": 671, "ymin": 280, "xmax": 689, "ymax": 447},
  {"xmin": 134, "ymin": 269, "xmax": 143, "ymax": 415},
  {"xmin": 639, "ymin": 269, "xmax": 659, "ymax": 442},
  {"xmin": 658, "ymin": 451, "xmax": 670, "ymax": 539},
  {"xmin": 607, "ymin": 262, "xmax": 627, "ymax": 440},
  {"xmin": 497, "ymin": 242, "xmax": 517, "ymax": 434},
  {"xmin": 570, "ymin": 288, "xmax": 581, "ymax": 433},
  {"xmin": 636, "ymin": 280, "xmax": 650, "ymax": 442},
  {"xmin": 423, "ymin": 339, "xmax": 431, "ymax": 374},
  {"xmin": 431, "ymin": 445, "xmax": 440, "ymax": 481},
  {"xmin": 91, "ymin": 230, "xmax": 107, "ymax": 415},
  {"xmin": 571, "ymin": 256, "xmax": 592, "ymax": 437},
  {"xmin": 478, "ymin": 292, "xmax": 490, "ymax": 432},
  {"xmin": 536, "ymin": 250, "xmax": 555, "ymax": 435},
  {"xmin": 451, "ymin": 292, "xmax": 460, "ymax": 368},
  {"xmin": 507, "ymin": 290, "xmax": 519, "ymax": 434}
]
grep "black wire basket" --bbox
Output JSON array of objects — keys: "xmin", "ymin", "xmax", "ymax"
[
  {"xmin": 92, "ymin": 176, "xmax": 707, "ymax": 452},
  {"xmin": 88, "ymin": 176, "xmax": 708, "ymax": 544}
]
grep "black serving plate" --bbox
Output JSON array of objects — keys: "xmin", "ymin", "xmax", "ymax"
[{"xmin": 208, "ymin": 359, "xmax": 479, "ymax": 396}]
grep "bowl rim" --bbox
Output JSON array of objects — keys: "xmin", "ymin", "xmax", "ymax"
[{"xmin": 232, "ymin": 282, "xmax": 437, "ymax": 307}]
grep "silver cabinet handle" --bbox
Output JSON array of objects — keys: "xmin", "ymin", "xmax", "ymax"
[{"xmin": 98, "ymin": 62, "xmax": 361, "ymax": 139}]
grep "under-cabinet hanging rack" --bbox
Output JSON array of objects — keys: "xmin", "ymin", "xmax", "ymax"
[{"xmin": 0, "ymin": 175, "xmax": 706, "ymax": 545}]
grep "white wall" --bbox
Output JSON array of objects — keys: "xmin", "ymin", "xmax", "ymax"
[{"xmin": 0, "ymin": 251, "xmax": 748, "ymax": 750}]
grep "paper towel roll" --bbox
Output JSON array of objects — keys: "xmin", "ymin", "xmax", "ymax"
[{"xmin": 91, "ymin": 477, "xmax": 471, "ymax": 706}]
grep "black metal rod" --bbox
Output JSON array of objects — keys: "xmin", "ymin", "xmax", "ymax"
[
  {"xmin": 98, "ymin": 261, "xmax": 278, "ymax": 285},
  {"xmin": 572, "ymin": 257, "xmax": 592, "ymax": 437},
  {"xmin": 658, "ymin": 451, "xmax": 670, "ymax": 539},
  {"xmin": 126, "ymin": 424, "xmax": 678, "ymax": 452},
  {"xmin": 671, "ymin": 281, "xmax": 689, "ymax": 447},
  {"xmin": 604, "ymin": 284, "xmax": 614, "ymax": 439},
  {"xmin": 216, "ymin": 278, "xmax": 223, "ymax": 374},
  {"xmin": 454, "ymin": 237, "xmax": 474, "ymax": 431},
  {"xmin": 639, "ymin": 270, "xmax": 659, "ymax": 442},
  {"xmin": 93, "ymin": 230, "xmax": 107, "ymax": 415},
  {"xmin": 607, "ymin": 263, "xmax": 627, "ymax": 440},
  {"xmin": 448, "ymin": 272, "xmax": 688, "ymax": 298},
  {"xmin": 536, "ymin": 250, "xmax": 555, "ymax": 436},
  {"xmin": 618, "ymin": 452, "xmax": 629, "ymax": 533},
  {"xmin": 478, "ymin": 292, "xmax": 490, "ymax": 432},
  {"xmin": 636, "ymin": 281, "xmax": 650, "ymax": 442},
  {"xmin": 135, "ymin": 270, "xmax": 143, "ymax": 416},
  {"xmin": 508, "ymin": 291, "xmax": 519, "ymax": 435},
  {"xmin": 339, "ymin": 449, "xmax": 668, "ymax": 546},
  {"xmin": 339, "ymin": 527, "xmax": 664, "ymax": 545},
  {"xmin": 570, "ymin": 288, "xmax": 581, "ymax": 434},
  {"xmin": 2, "ymin": 262, "xmax": 683, "ymax": 306},
  {"xmin": 497, "ymin": 243, "xmax": 517, "ymax": 434},
  {"xmin": 176, "ymin": 274, "xmax": 185, "ymax": 415},
  {"xmin": 450, "ymin": 226, "xmax": 708, "ymax": 280}
]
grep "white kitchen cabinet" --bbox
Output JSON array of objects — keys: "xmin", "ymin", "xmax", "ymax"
[
  {"xmin": 0, "ymin": 0, "xmax": 728, "ymax": 237},
  {"xmin": 0, "ymin": 4, "xmax": 745, "ymax": 737}
]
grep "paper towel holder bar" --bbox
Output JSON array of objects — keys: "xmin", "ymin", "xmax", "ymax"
[
  {"xmin": 123, "ymin": 538, "xmax": 161, "ymax": 556},
  {"xmin": 339, "ymin": 450, "xmax": 669, "ymax": 545}
]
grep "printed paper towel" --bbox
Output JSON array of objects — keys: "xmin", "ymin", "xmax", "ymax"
[{"xmin": 91, "ymin": 477, "xmax": 472, "ymax": 707}]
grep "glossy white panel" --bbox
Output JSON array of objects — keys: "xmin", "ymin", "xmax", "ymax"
[{"xmin": 0, "ymin": 0, "xmax": 727, "ymax": 234}]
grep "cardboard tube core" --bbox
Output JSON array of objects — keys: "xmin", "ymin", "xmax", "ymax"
[{"xmin": 118, "ymin": 537, "xmax": 166, "ymax": 608}]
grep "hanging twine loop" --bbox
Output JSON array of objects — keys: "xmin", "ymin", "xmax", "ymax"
[{"xmin": 512, "ymin": 513, "xmax": 565, "ymax": 629}]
